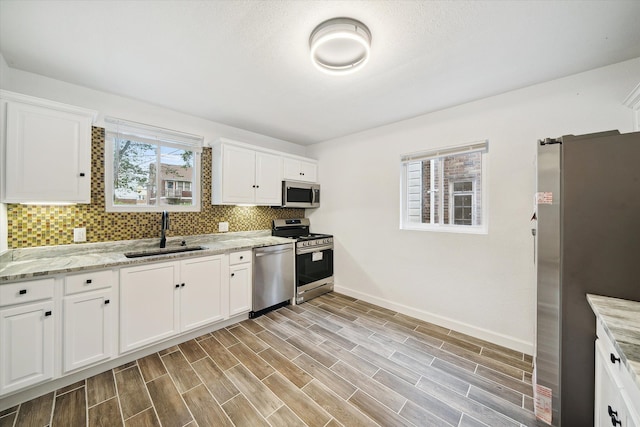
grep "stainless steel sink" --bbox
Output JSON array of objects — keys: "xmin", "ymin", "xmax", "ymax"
[{"xmin": 124, "ymin": 246, "xmax": 205, "ymax": 258}]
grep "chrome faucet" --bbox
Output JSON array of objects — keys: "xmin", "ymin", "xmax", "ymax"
[{"xmin": 160, "ymin": 211, "xmax": 170, "ymax": 248}]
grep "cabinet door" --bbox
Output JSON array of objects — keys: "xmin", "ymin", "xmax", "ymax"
[
  {"xmin": 4, "ymin": 101, "xmax": 91, "ymax": 203},
  {"xmin": 0, "ymin": 301, "xmax": 54, "ymax": 395},
  {"xmin": 283, "ymin": 158, "xmax": 302, "ymax": 181},
  {"xmin": 299, "ymin": 160, "xmax": 318, "ymax": 183},
  {"xmin": 229, "ymin": 263, "xmax": 252, "ymax": 316},
  {"xmin": 63, "ymin": 289, "xmax": 113, "ymax": 373},
  {"xmin": 595, "ymin": 339, "xmax": 624, "ymax": 427},
  {"xmin": 120, "ymin": 262, "xmax": 178, "ymax": 353},
  {"xmin": 180, "ymin": 256, "xmax": 225, "ymax": 331},
  {"xmin": 283, "ymin": 158, "xmax": 317, "ymax": 183},
  {"xmin": 221, "ymin": 145, "xmax": 256, "ymax": 203},
  {"xmin": 255, "ymin": 152, "xmax": 282, "ymax": 205}
]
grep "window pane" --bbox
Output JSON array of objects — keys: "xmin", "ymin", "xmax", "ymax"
[
  {"xmin": 402, "ymin": 143, "xmax": 486, "ymax": 231},
  {"xmin": 113, "ymin": 139, "xmax": 157, "ymax": 206},
  {"xmin": 444, "ymin": 152, "xmax": 482, "ymax": 226},
  {"xmin": 159, "ymin": 147, "xmax": 194, "ymax": 206},
  {"xmin": 454, "ymin": 181, "xmax": 473, "ymax": 192}
]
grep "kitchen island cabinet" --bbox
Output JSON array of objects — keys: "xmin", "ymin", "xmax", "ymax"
[
  {"xmin": 588, "ymin": 294, "xmax": 640, "ymax": 427},
  {"xmin": 595, "ymin": 327, "xmax": 638, "ymax": 427}
]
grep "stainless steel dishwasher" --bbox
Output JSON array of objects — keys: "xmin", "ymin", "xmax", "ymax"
[{"xmin": 250, "ymin": 243, "xmax": 295, "ymax": 318}]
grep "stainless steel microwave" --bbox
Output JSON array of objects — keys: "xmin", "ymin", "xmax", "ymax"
[{"xmin": 282, "ymin": 181, "xmax": 320, "ymax": 208}]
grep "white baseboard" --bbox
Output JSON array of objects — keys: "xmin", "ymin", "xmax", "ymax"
[{"xmin": 334, "ymin": 285, "xmax": 534, "ymax": 355}]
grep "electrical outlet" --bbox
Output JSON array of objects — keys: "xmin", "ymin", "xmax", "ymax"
[
  {"xmin": 73, "ymin": 227, "xmax": 86, "ymax": 243},
  {"xmin": 218, "ymin": 222, "xmax": 229, "ymax": 232}
]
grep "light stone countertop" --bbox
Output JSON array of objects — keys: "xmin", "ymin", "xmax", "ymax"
[
  {"xmin": 0, "ymin": 230, "xmax": 293, "ymax": 282},
  {"xmin": 587, "ymin": 294, "xmax": 640, "ymax": 390}
]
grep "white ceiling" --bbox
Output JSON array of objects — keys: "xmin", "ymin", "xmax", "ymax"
[{"xmin": 1, "ymin": 1, "xmax": 640, "ymax": 145}]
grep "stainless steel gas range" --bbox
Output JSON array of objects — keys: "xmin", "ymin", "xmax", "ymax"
[{"xmin": 272, "ymin": 218, "xmax": 333, "ymax": 304}]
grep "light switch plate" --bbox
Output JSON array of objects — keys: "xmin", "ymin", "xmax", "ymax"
[
  {"xmin": 73, "ymin": 227, "xmax": 86, "ymax": 242},
  {"xmin": 218, "ymin": 222, "xmax": 229, "ymax": 232}
]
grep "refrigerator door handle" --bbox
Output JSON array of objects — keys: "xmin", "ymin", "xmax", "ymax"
[{"xmin": 531, "ymin": 228, "xmax": 537, "ymax": 263}]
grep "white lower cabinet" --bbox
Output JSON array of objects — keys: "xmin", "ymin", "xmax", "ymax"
[
  {"xmin": 0, "ymin": 300, "xmax": 54, "ymax": 395},
  {"xmin": 120, "ymin": 261, "xmax": 179, "ymax": 353},
  {"xmin": 180, "ymin": 256, "xmax": 225, "ymax": 331},
  {"xmin": 229, "ymin": 264, "xmax": 251, "ymax": 316},
  {"xmin": 63, "ymin": 289, "xmax": 113, "ymax": 373},
  {"xmin": 120, "ymin": 255, "xmax": 226, "ymax": 353},
  {"xmin": 1, "ymin": 248, "xmax": 256, "ymax": 397},
  {"xmin": 229, "ymin": 250, "xmax": 252, "ymax": 316}
]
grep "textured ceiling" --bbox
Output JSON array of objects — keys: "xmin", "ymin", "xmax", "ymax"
[{"xmin": 1, "ymin": 1, "xmax": 640, "ymax": 145}]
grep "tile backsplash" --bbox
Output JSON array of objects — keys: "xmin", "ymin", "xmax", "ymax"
[{"xmin": 6, "ymin": 127, "xmax": 304, "ymax": 248}]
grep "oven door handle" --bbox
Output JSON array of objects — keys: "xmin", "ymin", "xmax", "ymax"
[{"xmin": 296, "ymin": 244, "xmax": 333, "ymax": 255}]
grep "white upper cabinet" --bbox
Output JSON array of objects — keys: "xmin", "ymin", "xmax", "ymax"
[
  {"xmin": 283, "ymin": 157, "xmax": 318, "ymax": 183},
  {"xmin": 211, "ymin": 138, "xmax": 318, "ymax": 206},
  {"xmin": 218, "ymin": 144, "xmax": 258, "ymax": 204},
  {"xmin": 254, "ymin": 151, "xmax": 283, "ymax": 204},
  {"xmin": 0, "ymin": 91, "xmax": 97, "ymax": 204},
  {"xmin": 212, "ymin": 139, "xmax": 283, "ymax": 206}
]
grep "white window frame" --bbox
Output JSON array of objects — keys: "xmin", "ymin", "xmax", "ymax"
[
  {"xmin": 104, "ymin": 117, "xmax": 203, "ymax": 213},
  {"xmin": 400, "ymin": 141, "xmax": 488, "ymax": 234}
]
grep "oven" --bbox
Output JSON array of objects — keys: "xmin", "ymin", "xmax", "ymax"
[
  {"xmin": 272, "ymin": 218, "xmax": 334, "ymax": 304},
  {"xmin": 295, "ymin": 238, "xmax": 333, "ymax": 303}
]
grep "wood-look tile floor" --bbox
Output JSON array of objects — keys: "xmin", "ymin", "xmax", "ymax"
[{"xmin": 0, "ymin": 293, "xmax": 540, "ymax": 427}]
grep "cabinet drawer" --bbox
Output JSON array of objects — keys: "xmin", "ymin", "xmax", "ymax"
[
  {"xmin": 229, "ymin": 250, "xmax": 251, "ymax": 266},
  {"xmin": 0, "ymin": 278, "xmax": 55, "ymax": 307},
  {"xmin": 65, "ymin": 270, "xmax": 112, "ymax": 295},
  {"xmin": 597, "ymin": 319, "xmax": 627, "ymax": 383}
]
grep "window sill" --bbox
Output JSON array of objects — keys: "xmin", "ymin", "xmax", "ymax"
[
  {"xmin": 105, "ymin": 205, "xmax": 201, "ymax": 213},
  {"xmin": 400, "ymin": 224, "xmax": 488, "ymax": 235}
]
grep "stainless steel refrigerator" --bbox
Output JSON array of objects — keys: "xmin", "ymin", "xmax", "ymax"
[{"xmin": 534, "ymin": 130, "xmax": 640, "ymax": 426}]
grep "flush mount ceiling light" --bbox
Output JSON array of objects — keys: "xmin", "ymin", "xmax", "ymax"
[{"xmin": 309, "ymin": 17, "xmax": 371, "ymax": 75}]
